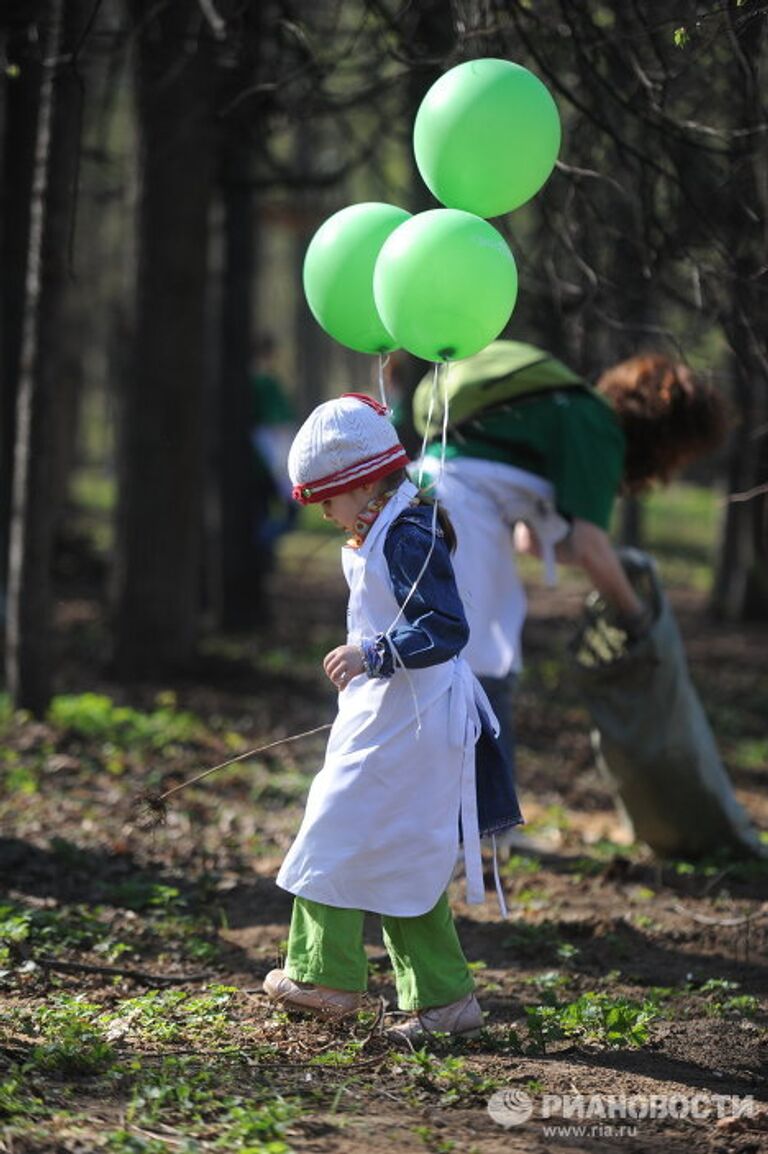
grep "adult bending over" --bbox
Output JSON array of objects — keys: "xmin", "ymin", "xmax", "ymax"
[{"xmin": 416, "ymin": 342, "xmax": 726, "ymax": 763}]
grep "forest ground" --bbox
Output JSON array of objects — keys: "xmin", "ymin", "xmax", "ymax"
[{"xmin": 1, "ymin": 487, "xmax": 767, "ymax": 1154}]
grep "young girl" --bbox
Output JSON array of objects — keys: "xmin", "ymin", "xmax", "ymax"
[{"xmin": 264, "ymin": 393, "xmax": 521, "ymax": 1041}]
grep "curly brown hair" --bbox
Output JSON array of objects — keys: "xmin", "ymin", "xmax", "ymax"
[{"xmin": 596, "ymin": 355, "xmax": 728, "ymax": 493}]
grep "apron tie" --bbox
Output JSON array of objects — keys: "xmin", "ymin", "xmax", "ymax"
[
  {"xmin": 452, "ymin": 665, "xmax": 510, "ymax": 915},
  {"xmin": 491, "ymin": 834, "xmax": 509, "ymax": 919},
  {"xmin": 451, "ymin": 664, "xmax": 485, "ymax": 906},
  {"xmin": 459, "ymin": 729, "xmax": 485, "ymax": 905}
]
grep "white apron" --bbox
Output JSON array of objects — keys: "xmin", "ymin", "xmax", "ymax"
[
  {"xmin": 276, "ymin": 482, "xmax": 488, "ymax": 917},
  {"xmin": 418, "ymin": 456, "xmax": 570, "ymax": 678}
]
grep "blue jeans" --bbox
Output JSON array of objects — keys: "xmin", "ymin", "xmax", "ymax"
[
  {"xmin": 476, "ymin": 672, "xmax": 521, "ymax": 836},
  {"xmin": 479, "ymin": 672, "xmax": 518, "ymax": 773}
]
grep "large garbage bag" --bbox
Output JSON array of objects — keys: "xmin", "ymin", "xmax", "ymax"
[{"xmin": 569, "ymin": 549, "xmax": 764, "ymax": 860}]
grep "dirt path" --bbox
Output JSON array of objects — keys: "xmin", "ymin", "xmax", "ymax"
[{"xmin": 1, "ymin": 561, "xmax": 767, "ymax": 1153}]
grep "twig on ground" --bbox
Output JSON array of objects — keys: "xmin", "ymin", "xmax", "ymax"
[
  {"xmin": 359, "ymin": 995, "xmax": 387, "ymax": 1048},
  {"xmin": 130, "ymin": 1126, "xmax": 202, "ymax": 1151},
  {"xmin": 671, "ymin": 901, "xmax": 768, "ymax": 927},
  {"xmin": 34, "ymin": 955, "xmax": 210, "ymax": 985}
]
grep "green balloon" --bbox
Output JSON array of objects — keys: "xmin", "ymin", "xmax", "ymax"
[
  {"xmin": 373, "ymin": 209, "xmax": 518, "ymax": 363},
  {"xmin": 302, "ymin": 202, "xmax": 411, "ymax": 354},
  {"xmin": 414, "ymin": 58, "xmax": 561, "ymax": 218}
]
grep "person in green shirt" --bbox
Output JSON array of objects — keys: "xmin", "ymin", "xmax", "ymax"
[{"xmin": 415, "ymin": 342, "xmax": 726, "ymax": 767}]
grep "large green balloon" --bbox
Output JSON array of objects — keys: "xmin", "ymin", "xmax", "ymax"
[
  {"xmin": 373, "ymin": 209, "xmax": 518, "ymax": 363},
  {"xmin": 414, "ymin": 58, "xmax": 561, "ymax": 218},
  {"xmin": 302, "ymin": 202, "xmax": 411, "ymax": 354}
]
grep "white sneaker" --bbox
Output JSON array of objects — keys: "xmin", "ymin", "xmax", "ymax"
[
  {"xmin": 386, "ymin": 992, "xmax": 484, "ymax": 1045},
  {"xmin": 263, "ymin": 968, "xmax": 362, "ymax": 1019}
]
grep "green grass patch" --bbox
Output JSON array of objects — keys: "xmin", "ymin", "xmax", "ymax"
[
  {"xmin": 121, "ymin": 1056, "xmax": 298, "ymax": 1150},
  {"xmin": 526, "ymin": 969, "xmax": 574, "ymax": 1002},
  {"xmin": 0, "ymin": 884, "xmax": 222, "ymax": 979},
  {"xmin": 276, "ymin": 526, "xmax": 341, "ymax": 581},
  {"xmin": 642, "ymin": 482, "xmax": 720, "ymax": 550},
  {"xmin": 525, "ymin": 990, "xmax": 661, "ymax": 1050},
  {"xmin": 105, "ymin": 1132, "xmax": 170, "ymax": 1154},
  {"xmin": 247, "ymin": 765, "xmax": 315, "ymax": 806},
  {"xmin": 521, "ymin": 482, "xmax": 719, "ymax": 594},
  {"xmin": 9, "ymin": 995, "xmax": 116, "ymax": 1077},
  {"xmin": 623, "ymin": 482, "xmax": 721, "ymax": 592},
  {"xmin": 502, "ymin": 854, "xmax": 542, "ymax": 877},
  {"xmin": 394, "ymin": 1050, "xmax": 500, "ymax": 1107},
  {"xmin": 48, "ymin": 692, "xmax": 205, "ymax": 751},
  {"xmin": 0, "ymin": 1074, "xmax": 50, "ymax": 1122},
  {"xmin": 105, "ymin": 986, "xmax": 237, "ymax": 1046},
  {"xmin": 0, "ymin": 901, "xmax": 114, "ymax": 967},
  {"xmin": 729, "ymin": 736, "xmax": 768, "ymax": 772},
  {"xmin": 101, "ymin": 879, "xmax": 184, "ymax": 913}
]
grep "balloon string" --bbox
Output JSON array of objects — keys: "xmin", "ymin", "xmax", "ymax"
[
  {"xmin": 439, "ymin": 359, "xmax": 450, "ymax": 480},
  {"xmin": 377, "ymin": 353, "xmax": 390, "ymax": 411},
  {"xmin": 384, "ymin": 631, "xmax": 422, "ymax": 737},
  {"xmin": 382, "ymin": 360, "xmax": 449, "ymax": 738},
  {"xmin": 386, "ymin": 470, "xmax": 439, "ymax": 638},
  {"xmin": 382, "ymin": 357, "xmax": 449, "ymax": 641},
  {"xmin": 416, "ymin": 361, "xmax": 440, "ymax": 491}
]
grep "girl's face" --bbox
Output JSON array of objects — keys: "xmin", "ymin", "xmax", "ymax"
[{"xmin": 321, "ymin": 484, "xmax": 373, "ymax": 532}]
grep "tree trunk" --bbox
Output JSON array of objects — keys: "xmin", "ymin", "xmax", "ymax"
[
  {"xmin": 292, "ymin": 120, "xmax": 331, "ymax": 418},
  {"xmin": 113, "ymin": 3, "xmax": 215, "ymax": 676},
  {"xmin": 0, "ymin": 23, "xmax": 42, "ymax": 627},
  {"xmin": 215, "ymin": 140, "xmax": 262, "ymax": 629},
  {"xmin": 712, "ymin": 347, "xmax": 768, "ymax": 621},
  {"xmin": 711, "ymin": 4, "xmax": 768, "ymax": 621},
  {"xmin": 5, "ymin": 0, "xmax": 85, "ymax": 714}
]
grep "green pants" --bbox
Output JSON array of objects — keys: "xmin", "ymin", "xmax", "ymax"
[{"xmin": 284, "ymin": 893, "xmax": 475, "ymax": 1012}]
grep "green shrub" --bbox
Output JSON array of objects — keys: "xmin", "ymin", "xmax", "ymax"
[
  {"xmin": 526, "ymin": 991, "xmax": 660, "ymax": 1050},
  {"xmin": 48, "ymin": 693, "xmax": 203, "ymax": 750}
]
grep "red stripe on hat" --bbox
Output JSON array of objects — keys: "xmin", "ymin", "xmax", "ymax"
[
  {"xmin": 315, "ymin": 444, "xmax": 403, "ymax": 487},
  {"xmin": 293, "ymin": 444, "xmax": 409, "ymax": 504}
]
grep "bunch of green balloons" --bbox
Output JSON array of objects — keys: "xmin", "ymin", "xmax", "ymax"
[{"xmin": 302, "ymin": 58, "xmax": 560, "ymax": 364}]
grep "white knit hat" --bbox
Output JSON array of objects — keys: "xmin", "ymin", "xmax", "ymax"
[{"xmin": 288, "ymin": 393, "xmax": 409, "ymax": 505}]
